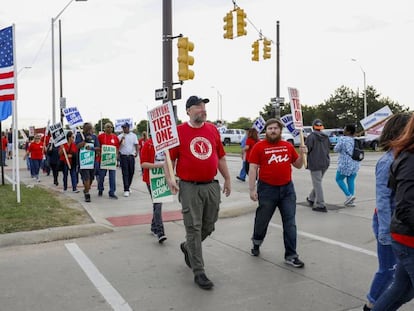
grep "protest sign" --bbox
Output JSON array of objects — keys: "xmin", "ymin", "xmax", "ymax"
[
  {"xmin": 148, "ymin": 101, "xmax": 179, "ymax": 153},
  {"xmin": 79, "ymin": 143, "xmax": 95, "ymax": 169},
  {"xmin": 288, "ymin": 87, "xmax": 303, "ymax": 130},
  {"xmin": 150, "ymin": 167, "xmax": 173, "ymax": 203},
  {"xmin": 49, "ymin": 122, "xmax": 67, "ymax": 147},
  {"xmin": 115, "ymin": 118, "xmax": 133, "ymax": 133},
  {"xmin": 100, "ymin": 145, "xmax": 117, "ymax": 170},
  {"xmin": 360, "ymin": 106, "xmax": 392, "ymax": 130},
  {"xmin": 280, "ymin": 114, "xmax": 300, "ymax": 137},
  {"xmin": 63, "ymin": 107, "xmax": 84, "ymax": 127},
  {"xmin": 252, "ymin": 116, "xmax": 266, "ymax": 133}
]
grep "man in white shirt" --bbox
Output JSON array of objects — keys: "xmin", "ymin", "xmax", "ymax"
[{"xmin": 118, "ymin": 122, "xmax": 139, "ymax": 197}]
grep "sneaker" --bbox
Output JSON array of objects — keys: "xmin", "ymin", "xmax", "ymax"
[
  {"xmin": 73, "ymin": 189, "xmax": 80, "ymax": 193},
  {"xmin": 151, "ymin": 231, "xmax": 158, "ymax": 238},
  {"xmin": 306, "ymin": 197, "xmax": 314, "ymax": 207},
  {"xmin": 251, "ymin": 244, "xmax": 260, "ymax": 256},
  {"xmin": 236, "ymin": 176, "xmax": 245, "ymax": 182},
  {"xmin": 345, "ymin": 203, "xmax": 356, "ymax": 207},
  {"xmin": 98, "ymin": 190, "xmax": 103, "ymax": 197},
  {"xmin": 285, "ymin": 257, "xmax": 305, "ymax": 268},
  {"xmin": 363, "ymin": 304, "xmax": 372, "ymax": 311},
  {"xmin": 123, "ymin": 191, "xmax": 130, "ymax": 197},
  {"xmin": 194, "ymin": 273, "xmax": 214, "ymax": 290},
  {"xmin": 109, "ymin": 194, "xmax": 118, "ymax": 200},
  {"xmin": 312, "ymin": 206, "xmax": 328, "ymax": 213},
  {"xmin": 84, "ymin": 193, "xmax": 91, "ymax": 203},
  {"xmin": 158, "ymin": 235, "xmax": 167, "ymax": 243},
  {"xmin": 180, "ymin": 242, "xmax": 192, "ymax": 268},
  {"xmin": 344, "ymin": 195, "xmax": 355, "ymax": 205}
]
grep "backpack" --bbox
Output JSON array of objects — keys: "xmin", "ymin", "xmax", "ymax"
[{"xmin": 350, "ymin": 139, "xmax": 364, "ymax": 161}]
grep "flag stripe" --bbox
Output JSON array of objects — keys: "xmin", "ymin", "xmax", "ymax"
[
  {"xmin": 0, "ymin": 84, "xmax": 15, "ymax": 91},
  {"xmin": 0, "ymin": 77, "xmax": 14, "ymax": 85},
  {"xmin": 0, "ymin": 94, "xmax": 14, "ymax": 101},
  {"xmin": 0, "ymin": 26, "xmax": 14, "ymax": 103},
  {"xmin": 0, "ymin": 71, "xmax": 13, "ymax": 79}
]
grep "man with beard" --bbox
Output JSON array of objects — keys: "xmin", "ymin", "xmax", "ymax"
[
  {"xmin": 248, "ymin": 118, "xmax": 307, "ymax": 268},
  {"xmin": 164, "ymin": 95, "xmax": 231, "ymax": 290}
]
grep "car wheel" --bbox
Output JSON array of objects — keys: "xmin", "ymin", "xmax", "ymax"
[
  {"xmin": 224, "ymin": 138, "xmax": 230, "ymax": 146},
  {"xmin": 371, "ymin": 140, "xmax": 379, "ymax": 151}
]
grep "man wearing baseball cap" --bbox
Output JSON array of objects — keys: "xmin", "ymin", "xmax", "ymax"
[{"xmin": 164, "ymin": 95, "xmax": 231, "ymax": 290}]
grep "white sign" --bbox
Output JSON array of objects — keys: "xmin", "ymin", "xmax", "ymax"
[
  {"xmin": 288, "ymin": 87, "xmax": 303, "ymax": 129},
  {"xmin": 63, "ymin": 107, "xmax": 84, "ymax": 127},
  {"xmin": 148, "ymin": 101, "xmax": 179, "ymax": 153},
  {"xmin": 252, "ymin": 116, "xmax": 266, "ymax": 133},
  {"xmin": 49, "ymin": 122, "xmax": 67, "ymax": 147},
  {"xmin": 280, "ymin": 114, "xmax": 300, "ymax": 137},
  {"xmin": 115, "ymin": 118, "xmax": 133, "ymax": 132},
  {"xmin": 360, "ymin": 106, "xmax": 393, "ymax": 130}
]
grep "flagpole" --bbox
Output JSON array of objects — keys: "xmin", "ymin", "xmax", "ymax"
[{"xmin": 12, "ymin": 24, "xmax": 20, "ymax": 203}]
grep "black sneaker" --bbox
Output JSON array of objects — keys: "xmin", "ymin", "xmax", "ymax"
[
  {"xmin": 84, "ymin": 193, "xmax": 91, "ymax": 203},
  {"xmin": 158, "ymin": 235, "xmax": 167, "ymax": 244},
  {"xmin": 312, "ymin": 206, "xmax": 327, "ymax": 213},
  {"xmin": 306, "ymin": 197, "xmax": 314, "ymax": 206},
  {"xmin": 194, "ymin": 273, "xmax": 214, "ymax": 290},
  {"xmin": 109, "ymin": 194, "xmax": 118, "ymax": 200},
  {"xmin": 180, "ymin": 242, "xmax": 191, "ymax": 268},
  {"xmin": 98, "ymin": 190, "xmax": 103, "ymax": 197},
  {"xmin": 251, "ymin": 244, "xmax": 260, "ymax": 256},
  {"xmin": 363, "ymin": 304, "xmax": 372, "ymax": 311},
  {"xmin": 236, "ymin": 176, "xmax": 245, "ymax": 182},
  {"xmin": 285, "ymin": 257, "xmax": 305, "ymax": 268}
]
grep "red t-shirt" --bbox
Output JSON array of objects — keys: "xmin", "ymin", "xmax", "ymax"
[
  {"xmin": 168, "ymin": 122, "xmax": 225, "ymax": 182},
  {"xmin": 140, "ymin": 139, "xmax": 155, "ymax": 184},
  {"xmin": 249, "ymin": 139, "xmax": 298, "ymax": 186},
  {"xmin": 98, "ymin": 133, "xmax": 120, "ymax": 162},
  {"xmin": 59, "ymin": 142, "xmax": 78, "ymax": 165},
  {"xmin": 28, "ymin": 141, "xmax": 44, "ymax": 160},
  {"xmin": 1, "ymin": 136, "xmax": 7, "ymax": 150},
  {"xmin": 245, "ymin": 137, "xmax": 258, "ymax": 162},
  {"xmin": 138, "ymin": 137, "xmax": 148, "ymax": 156}
]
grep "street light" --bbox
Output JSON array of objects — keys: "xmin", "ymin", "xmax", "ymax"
[
  {"xmin": 51, "ymin": 0, "xmax": 87, "ymax": 124},
  {"xmin": 351, "ymin": 58, "xmax": 367, "ymax": 119},
  {"xmin": 211, "ymin": 86, "xmax": 222, "ymax": 122}
]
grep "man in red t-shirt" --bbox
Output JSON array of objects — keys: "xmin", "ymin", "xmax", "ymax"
[
  {"xmin": 248, "ymin": 118, "xmax": 307, "ymax": 268},
  {"xmin": 165, "ymin": 95, "xmax": 231, "ymax": 290},
  {"xmin": 1, "ymin": 131, "xmax": 8, "ymax": 166},
  {"xmin": 97, "ymin": 123, "xmax": 120, "ymax": 199}
]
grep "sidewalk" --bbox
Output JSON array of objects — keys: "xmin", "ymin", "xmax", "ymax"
[{"xmin": 0, "ymin": 152, "xmax": 255, "ymax": 247}]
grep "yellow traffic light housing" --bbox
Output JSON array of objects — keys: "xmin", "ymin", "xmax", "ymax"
[
  {"xmin": 223, "ymin": 12, "xmax": 233, "ymax": 39},
  {"xmin": 177, "ymin": 37, "xmax": 195, "ymax": 81},
  {"xmin": 236, "ymin": 8, "xmax": 247, "ymax": 37},
  {"xmin": 251, "ymin": 40, "xmax": 259, "ymax": 62},
  {"xmin": 263, "ymin": 38, "xmax": 271, "ymax": 59}
]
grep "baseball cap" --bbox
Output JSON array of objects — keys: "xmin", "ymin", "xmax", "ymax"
[
  {"xmin": 121, "ymin": 122, "xmax": 130, "ymax": 128},
  {"xmin": 186, "ymin": 96, "xmax": 209, "ymax": 109},
  {"xmin": 312, "ymin": 119, "xmax": 324, "ymax": 130}
]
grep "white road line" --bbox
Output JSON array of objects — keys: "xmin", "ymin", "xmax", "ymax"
[
  {"xmin": 65, "ymin": 243, "xmax": 133, "ymax": 311},
  {"xmin": 269, "ymin": 222, "xmax": 378, "ymax": 257}
]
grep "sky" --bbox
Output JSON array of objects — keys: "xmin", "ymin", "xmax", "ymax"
[{"xmin": 1, "ymin": 0, "xmax": 413, "ymax": 130}]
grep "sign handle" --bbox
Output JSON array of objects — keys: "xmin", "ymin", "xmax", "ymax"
[
  {"xmin": 62, "ymin": 148, "xmax": 72, "ymax": 170},
  {"xmin": 165, "ymin": 151, "xmax": 176, "ymax": 184},
  {"xmin": 299, "ymin": 131, "xmax": 307, "ymax": 168}
]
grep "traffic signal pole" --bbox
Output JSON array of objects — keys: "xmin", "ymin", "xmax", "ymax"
[
  {"xmin": 275, "ymin": 20, "xmax": 280, "ymax": 119},
  {"xmin": 162, "ymin": 0, "xmax": 175, "ymax": 120}
]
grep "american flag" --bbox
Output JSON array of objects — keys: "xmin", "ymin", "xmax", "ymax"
[{"xmin": 0, "ymin": 26, "xmax": 14, "ymax": 102}]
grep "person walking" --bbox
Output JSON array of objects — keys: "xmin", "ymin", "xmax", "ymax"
[
  {"xmin": 248, "ymin": 118, "xmax": 307, "ymax": 268},
  {"xmin": 363, "ymin": 113, "xmax": 411, "ymax": 311},
  {"xmin": 164, "ymin": 95, "xmax": 231, "ymax": 290},
  {"xmin": 244, "ymin": 127, "xmax": 259, "ymax": 176},
  {"xmin": 372, "ymin": 113, "xmax": 414, "ymax": 310},
  {"xmin": 75, "ymin": 123, "xmax": 100, "ymax": 202},
  {"xmin": 305, "ymin": 119, "xmax": 331, "ymax": 212},
  {"xmin": 334, "ymin": 124, "xmax": 360, "ymax": 207},
  {"xmin": 1, "ymin": 131, "xmax": 7, "ymax": 166},
  {"xmin": 118, "ymin": 122, "xmax": 138, "ymax": 197},
  {"xmin": 59, "ymin": 130, "xmax": 79, "ymax": 193},
  {"xmin": 140, "ymin": 137, "xmax": 167, "ymax": 243},
  {"xmin": 137, "ymin": 131, "xmax": 148, "ymax": 174},
  {"xmin": 45, "ymin": 141, "xmax": 60, "ymax": 186},
  {"xmin": 24, "ymin": 134, "xmax": 44, "ymax": 182},
  {"xmin": 97, "ymin": 122, "xmax": 119, "ymax": 199},
  {"xmin": 236, "ymin": 131, "xmax": 247, "ymax": 182}
]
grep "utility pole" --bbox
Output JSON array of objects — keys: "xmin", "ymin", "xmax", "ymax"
[
  {"xmin": 162, "ymin": 0, "xmax": 175, "ymax": 120},
  {"xmin": 271, "ymin": 20, "xmax": 282, "ymax": 119}
]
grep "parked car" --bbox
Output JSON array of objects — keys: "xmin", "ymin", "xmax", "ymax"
[
  {"xmin": 322, "ymin": 128, "xmax": 344, "ymax": 148},
  {"xmin": 220, "ymin": 128, "xmax": 245, "ymax": 146},
  {"xmin": 259, "ymin": 129, "xmax": 295, "ymax": 146}
]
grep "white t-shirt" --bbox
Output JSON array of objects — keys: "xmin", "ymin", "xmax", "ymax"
[{"xmin": 118, "ymin": 132, "xmax": 138, "ymax": 155}]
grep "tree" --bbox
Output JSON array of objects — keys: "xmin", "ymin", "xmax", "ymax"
[
  {"xmin": 136, "ymin": 120, "xmax": 149, "ymax": 134},
  {"xmin": 227, "ymin": 117, "xmax": 253, "ymax": 129},
  {"xmin": 94, "ymin": 118, "xmax": 113, "ymax": 133}
]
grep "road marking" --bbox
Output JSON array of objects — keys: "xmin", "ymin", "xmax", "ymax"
[
  {"xmin": 269, "ymin": 222, "xmax": 377, "ymax": 257},
  {"xmin": 65, "ymin": 243, "xmax": 133, "ymax": 311}
]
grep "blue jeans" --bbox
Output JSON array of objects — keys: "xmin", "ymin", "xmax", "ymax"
[
  {"xmin": 373, "ymin": 241, "xmax": 414, "ymax": 310},
  {"xmin": 30, "ymin": 158, "xmax": 42, "ymax": 178},
  {"xmin": 367, "ymin": 212, "xmax": 397, "ymax": 304},
  {"xmin": 146, "ymin": 184, "xmax": 164, "ymax": 236},
  {"xmin": 98, "ymin": 168, "xmax": 116, "ymax": 195},
  {"xmin": 252, "ymin": 181, "xmax": 298, "ymax": 260},
  {"xmin": 238, "ymin": 160, "xmax": 247, "ymax": 180},
  {"xmin": 1, "ymin": 150, "xmax": 6, "ymax": 165},
  {"xmin": 335, "ymin": 171, "xmax": 356, "ymax": 197}
]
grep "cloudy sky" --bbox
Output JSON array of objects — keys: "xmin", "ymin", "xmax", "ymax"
[{"xmin": 1, "ymin": 0, "xmax": 413, "ymax": 129}]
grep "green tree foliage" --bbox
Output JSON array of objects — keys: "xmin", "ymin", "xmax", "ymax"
[
  {"xmin": 136, "ymin": 120, "xmax": 149, "ymax": 134},
  {"xmin": 94, "ymin": 118, "xmax": 113, "ymax": 133},
  {"xmin": 227, "ymin": 117, "xmax": 254, "ymax": 129}
]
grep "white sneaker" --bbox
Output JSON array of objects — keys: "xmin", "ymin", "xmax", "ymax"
[
  {"xmin": 344, "ymin": 195, "xmax": 355, "ymax": 205},
  {"xmin": 123, "ymin": 191, "xmax": 130, "ymax": 197}
]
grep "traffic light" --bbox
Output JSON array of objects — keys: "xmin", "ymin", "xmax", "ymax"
[
  {"xmin": 223, "ymin": 12, "xmax": 233, "ymax": 39},
  {"xmin": 236, "ymin": 8, "xmax": 247, "ymax": 36},
  {"xmin": 177, "ymin": 37, "xmax": 195, "ymax": 81},
  {"xmin": 263, "ymin": 38, "xmax": 271, "ymax": 59},
  {"xmin": 251, "ymin": 40, "xmax": 259, "ymax": 61}
]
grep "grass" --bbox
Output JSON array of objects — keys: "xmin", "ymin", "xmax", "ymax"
[
  {"xmin": 224, "ymin": 144, "xmax": 242, "ymax": 154},
  {"xmin": 0, "ymin": 184, "xmax": 92, "ymax": 234}
]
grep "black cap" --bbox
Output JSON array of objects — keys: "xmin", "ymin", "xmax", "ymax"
[
  {"xmin": 186, "ymin": 96, "xmax": 209, "ymax": 109},
  {"xmin": 121, "ymin": 122, "xmax": 130, "ymax": 128},
  {"xmin": 312, "ymin": 119, "xmax": 324, "ymax": 130}
]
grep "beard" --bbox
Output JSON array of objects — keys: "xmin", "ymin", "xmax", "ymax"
[
  {"xmin": 266, "ymin": 132, "xmax": 281, "ymax": 143},
  {"xmin": 192, "ymin": 112, "xmax": 207, "ymax": 124}
]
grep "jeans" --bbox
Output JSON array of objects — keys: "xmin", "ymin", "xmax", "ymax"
[
  {"xmin": 120, "ymin": 155, "xmax": 135, "ymax": 192},
  {"xmin": 63, "ymin": 164, "xmax": 78, "ymax": 191},
  {"xmin": 335, "ymin": 171, "xmax": 356, "ymax": 197},
  {"xmin": 372, "ymin": 241, "xmax": 414, "ymax": 310},
  {"xmin": 98, "ymin": 168, "xmax": 116, "ymax": 195},
  {"xmin": 252, "ymin": 181, "xmax": 298, "ymax": 260},
  {"xmin": 238, "ymin": 160, "xmax": 247, "ymax": 180},
  {"xmin": 1, "ymin": 150, "xmax": 6, "ymax": 165},
  {"xmin": 146, "ymin": 184, "xmax": 164, "ymax": 236},
  {"xmin": 367, "ymin": 212, "xmax": 397, "ymax": 305},
  {"xmin": 308, "ymin": 169, "xmax": 327, "ymax": 208},
  {"xmin": 30, "ymin": 158, "xmax": 42, "ymax": 179}
]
